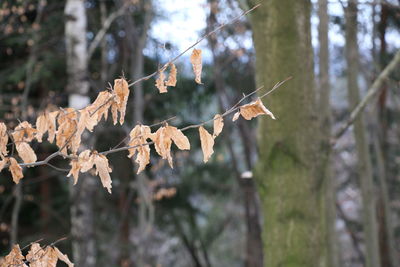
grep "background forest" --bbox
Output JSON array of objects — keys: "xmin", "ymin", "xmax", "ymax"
[{"xmin": 0, "ymin": 0, "xmax": 400, "ymax": 267}]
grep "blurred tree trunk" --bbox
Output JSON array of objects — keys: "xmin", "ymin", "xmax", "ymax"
[
  {"xmin": 65, "ymin": 1, "xmax": 97, "ymax": 266},
  {"xmin": 344, "ymin": 1, "xmax": 381, "ymax": 267},
  {"xmin": 249, "ymin": 0, "xmax": 326, "ymax": 266},
  {"xmin": 317, "ymin": 0, "xmax": 338, "ymax": 266},
  {"xmin": 207, "ymin": 2, "xmax": 263, "ymax": 267}
]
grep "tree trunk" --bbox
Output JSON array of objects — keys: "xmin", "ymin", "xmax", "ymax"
[
  {"xmin": 65, "ymin": 1, "xmax": 97, "ymax": 266},
  {"xmin": 317, "ymin": 0, "xmax": 339, "ymax": 266},
  {"xmin": 344, "ymin": 2, "xmax": 381, "ymax": 267},
  {"xmin": 249, "ymin": 0, "xmax": 326, "ymax": 266}
]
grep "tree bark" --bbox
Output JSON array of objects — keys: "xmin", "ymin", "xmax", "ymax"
[
  {"xmin": 344, "ymin": 2, "xmax": 381, "ymax": 267},
  {"xmin": 317, "ymin": 0, "xmax": 339, "ymax": 266},
  {"xmin": 249, "ymin": 0, "xmax": 325, "ymax": 266},
  {"xmin": 65, "ymin": 1, "xmax": 97, "ymax": 266}
]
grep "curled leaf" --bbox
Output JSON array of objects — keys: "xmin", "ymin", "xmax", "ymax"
[
  {"xmin": 3, "ymin": 244, "xmax": 26, "ymax": 267},
  {"xmin": 93, "ymin": 153, "xmax": 112, "ymax": 194},
  {"xmin": 232, "ymin": 111, "xmax": 240, "ymax": 122},
  {"xmin": 166, "ymin": 63, "xmax": 177, "ymax": 87},
  {"xmin": 9, "ymin": 157, "xmax": 23, "ymax": 184},
  {"xmin": 213, "ymin": 114, "xmax": 224, "ymax": 138},
  {"xmin": 54, "ymin": 247, "xmax": 74, "ymax": 267},
  {"xmin": 12, "ymin": 121, "xmax": 37, "ymax": 143},
  {"xmin": 155, "ymin": 69, "xmax": 168, "ymax": 93},
  {"xmin": 87, "ymin": 91, "xmax": 113, "ymax": 122},
  {"xmin": 190, "ymin": 49, "xmax": 202, "ymax": 84},
  {"xmin": 239, "ymin": 98, "xmax": 275, "ymax": 120},
  {"xmin": 112, "ymin": 78, "xmax": 130, "ymax": 125},
  {"xmin": 0, "ymin": 122, "xmax": 8, "ymax": 157},
  {"xmin": 16, "ymin": 142, "xmax": 37, "ymax": 164},
  {"xmin": 199, "ymin": 126, "xmax": 214, "ymax": 163},
  {"xmin": 127, "ymin": 125, "xmax": 152, "ymax": 174},
  {"xmin": 36, "ymin": 111, "xmax": 59, "ymax": 143}
]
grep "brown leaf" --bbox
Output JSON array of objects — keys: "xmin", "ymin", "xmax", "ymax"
[
  {"xmin": 166, "ymin": 125, "xmax": 190, "ymax": 150},
  {"xmin": 36, "ymin": 111, "xmax": 59, "ymax": 143},
  {"xmin": 87, "ymin": 91, "xmax": 113, "ymax": 122},
  {"xmin": 56, "ymin": 108, "xmax": 78, "ymax": 154},
  {"xmin": 239, "ymin": 98, "xmax": 276, "ymax": 120},
  {"xmin": 26, "ymin": 243, "xmax": 45, "ymax": 267},
  {"xmin": 54, "ymin": 247, "xmax": 74, "ymax": 267},
  {"xmin": 67, "ymin": 159, "xmax": 80, "ymax": 185},
  {"xmin": 155, "ymin": 69, "xmax": 168, "ymax": 93},
  {"xmin": 12, "ymin": 121, "xmax": 37, "ymax": 143},
  {"xmin": 94, "ymin": 153, "xmax": 112, "ymax": 193},
  {"xmin": 190, "ymin": 49, "xmax": 202, "ymax": 84},
  {"xmin": 232, "ymin": 111, "xmax": 240, "ymax": 122},
  {"xmin": 128, "ymin": 125, "xmax": 152, "ymax": 174},
  {"xmin": 165, "ymin": 63, "xmax": 177, "ymax": 87},
  {"xmin": 16, "ymin": 142, "xmax": 37, "ymax": 164},
  {"xmin": 112, "ymin": 78, "xmax": 130, "ymax": 125},
  {"xmin": 9, "ymin": 157, "xmax": 23, "ymax": 184},
  {"xmin": 0, "ymin": 159, "xmax": 6, "ymax": 172},
  {"xmin": 4, "ymin": 244, "xmax": 27, "ymax": 267},
  {"xmin": 199, "ymin": 126, "xmax": 214, "ymax": 163},
  {"xmin": 150, "ymin": 124, "xmax": 190, "ymax": 168},
  {"xmin": 213, "ymin": 114, "xmax": 224, "ymax": 138},
  {"xmin": 78, "ymin": 150, "xmax": 94, "ymax": 173},
  {"xmin": 0, "ymin": 122, "xmax": 8, "ymax": 157}
]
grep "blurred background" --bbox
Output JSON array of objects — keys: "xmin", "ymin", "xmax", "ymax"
[{"xmin": 0, "ymin": 0, "xmax": 400, "ymax": 266}]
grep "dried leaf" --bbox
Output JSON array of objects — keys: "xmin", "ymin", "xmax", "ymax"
[
  {"xmin": 116, "ymin": 78, "xmax": 130, "ymax": 125},
  {"xmin": 155, "ymin": 69, "xmax": 168, "ymax": 93},
  {"xmin": 239, "ymin": 98, "xmax": 276, "ymax": 120},
  {"xmin": 54, "ymin": 247, "xmax": 74, "ymax": 267},
  {"xmin": 4, "ymin": 244, "xmax": 27, "ymax": 267},
  {"xmin": 165, "ymin": 63, "xmax": 177, "ymax": 87},
  {"xmin": 79, "ymin": 150, "xmax": 94, "ymax": 173},
  {"xmin": 0, "ymin": 122, "xmax": 8, "ymax": 157},
  {"xmin": 36, "ymin": 111, "xmax": 59, "ymax": 143},
  {"xmin": 35, "ymin": 114, "xmax": 47, "ymax": 143},
  {"xmin": 213, "ymin": 114, "xmax": 224, "ymax": 138},
  {"xmin": 0, "ymin": 159, "xmax": 6, "ymax": 172},
  {"xmin": 87, "ymin": 91, "xmax": 113, "ymax": 122},
  {"xmin": 232, "ymin": 111, "xmax": 240, "ymax": 122},
  {"xmin": 199, "ymin": 126, "xmax": 214, "ymax": 163},
  {"xmin": 127, "ymin": 125, "xmax": 152, "ymax": 174},
  {"xmin": 93, "ymin": 153, "xmax": 112, "ymax": 193},
  {"xmin": 16, "ymin": 142, "xmax": 37, "ymax": 164},
  {"xmin": 9, "ymin": 157, "xmax": 23, "ymax": 184},
  {"xmin": 26, "ymin": 243, "xmax": 45, "ymax": 267},
  {"xmin": 56, "ymin": 108, "xmax": 78, "ymax": 154},
  {"xmin": 67, "ymin": 159, "xmax": 80, "ymax": 185},
  {"xmin": 166, "ymin": 125, "xmax": 190, "ymax": 150},
  {"xmin": 150, "ymin": 124, "xmax": 190, "ymax": 168},
  {"xmin": 190, "ymin": 49, "xmax": 202, "ymax": 84},
  {"xmin": 12, "ymin": 121, "xmax": 37, "ymax": 143}
]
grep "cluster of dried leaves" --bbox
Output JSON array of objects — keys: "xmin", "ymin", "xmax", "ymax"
[
  {"xmin": 0, "ymin": 243, "xmax": 73, "ymax": 267},
  {"xmin": 0, "ymin": 48, "xmax": 275, "ymax": 194}
]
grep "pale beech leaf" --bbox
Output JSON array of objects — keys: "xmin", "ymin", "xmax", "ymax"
[
  {"xmin": 35, "ymin": 114, "xmax": 47, "ymax": 142},
  {"xmin": 12, "ymin": 121, "xmax": 37, "ymax": 143},
  {"xmin": 0, "ymin": 122, "xmax": 8, "ymax": 157},
  {"xmin": 78, "ymin": 150, "xmax": 94, "ymax": 173},
  {"xmin": 239, "ymin": 98, "xmax": 276, "ymax": 120},
  {"xmin": 155, "ymin": 69, "xmax": 168, "ymax": 93},
  {"xmin": 199, "ymin": 126, "xmax": 214, "ymax": 163},
  {"xmin": 16, "ymin": 142, "xmax": 37, "ymax": 164},
  {"xmin": 213, "ymin": 114, "xmax": 224, "ymax": 138},
  {"xmin": 56, "ymin": 108, "xmax": 78, "ymax": 154},
  {"xmin": 150, "ymin": 126, "xmax": 173, "ymax": 167},
  {"xmin": 9, "ymin": 157, "xmax": 23, "ymax": 184},
  {"xmin": 87, "ymin": 91, "xmax": 113, "ymax": 122},
  {"xmin": 26, "ymin": 243, "xmax": 45, "ymax": 267},
  {"xmin": 190, "ymin": 49, "xmax": 202, "ymax": 84},
  {"xmin": 232, "ymin": 111, "xmax": 240, "ymax": 122},
  {"xmin": 54, "ymin": 247, "xmax": 74, "ymax": 267},
  {"xmin": 165, "ymin": 63, "xmax": 177, "ymax": 87},
  {"xmin": 128, "ymin": 125, "xmax": 152, "ymax": 174},
  {"xmin": 94, "ymin": 153, "xmax": 112, "ymax": 193},
  {"xmin": 0, "ymin": 159, "xmax": 6, "ymax": 172},
  {"xmin": 67, "ymin": 159, "xmax": 80, "ymax": 185},
  {"xmin": 4, "ymin": 244, "xmax": 27, "ymax": 267},
  {"xmin": 113, "ymin": 78, "xmax": 130, "ymax": 125},
  {"xmin": 166, "ymin": 125, "xmax": 190, "ymax": 150}
]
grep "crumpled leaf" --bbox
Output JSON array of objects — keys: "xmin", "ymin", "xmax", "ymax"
[
  {"xmin": 16, "ymin": 142, "xmax": 37, "ymax": 164},
  {"xmin": 0, "ymin": 159, "xmax": 6, "ymax": 172},
  {"xmin": 54, "ymin": 247, "xmax": 74, "ymax": 267},
  {"xmin": 26, "ymin": 243, "xmax": 46, "ymax": 267},
  {"xmin": 93, "ymin": 153, "xmax": 112, "ymax": 194},
  {"xmin": 239, "ymin": 98, "xmax": 276, "ymax": 120},
  {"xmin": 155, "ymin": 69, "xmax": 168, "ymax": 93},
  {"xmin": 150, "ymin": 124, "xmax": 190, "ymax": 168},
  {"xmin": 12, "ymin": 121, "xmax": 37, "ymax": 143},
  {"xmin": 3, "ymin": 244, "xmax": 27, "ymax": 267},
  {"xmin": 213, "ymin": 114, "xmax": 224, "ymax": 138},
  {"xmin": 36, "ymin": 111, "xmax": 59, "ymax": 143},
  {"xmin": 127, "ymin": 125, "xmax": 152, "ymax": 174},
  {"xmin": 56, "ymin": 108, "xmax": 78, "ymax": 154},
  {"xmin": 0, "ymin": 122, "xmax": 8, "ymax": 157},
  {"xmin": 67, "ymin": 149, "xmax": 94, "ymax": 184},
  {"xmin": 190, "ymin": 49, "xmax": 202, "ymax": 84},
  {"xmin": 9, "ymin": 157, "xmax": 23, "ymax": 184},
  {"xmin": 111, "ymin": 78, "xmax": 130, "ymax": 125},
  {"xmin": 199, "ymin": 126, "xmax": 214, "ymax": 163},
  {"xmin": 232, "ymin": 111, "xmax": 240, "ymax": 122},
  {"xmin": 86, "ymin": 90, "xmax": 113, "ymax": 122},
  {"xmin": 165, "ymin": 63, "xmax": 177, "ymax": 87}
]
